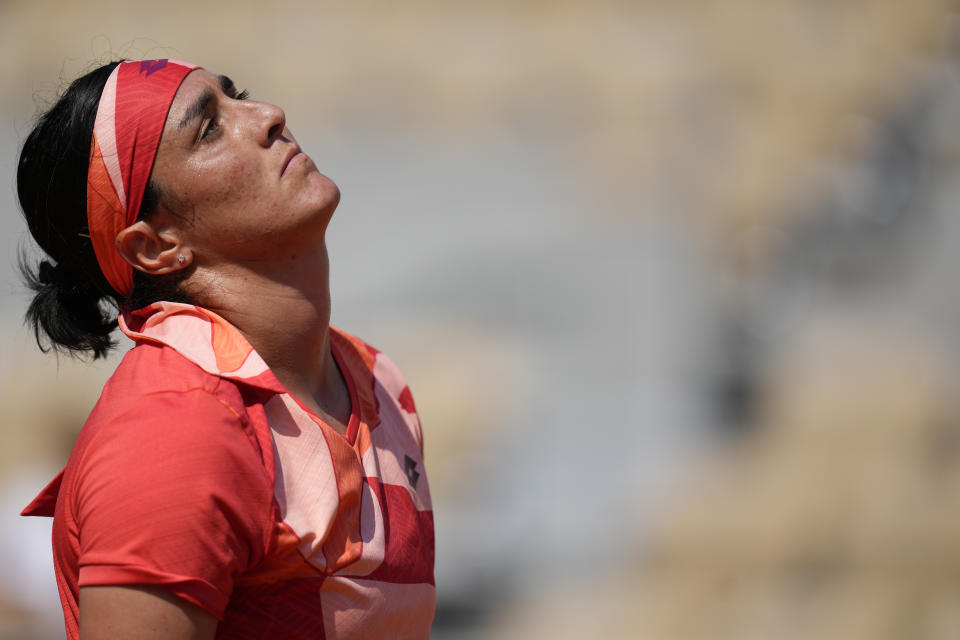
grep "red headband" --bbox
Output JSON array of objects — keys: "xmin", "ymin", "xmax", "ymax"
[{"xmin": 86, "ymin": 59, "xmax": 200, "ymax": 297}]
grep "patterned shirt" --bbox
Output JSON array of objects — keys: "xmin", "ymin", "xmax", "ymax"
[{"xmin": 22, "ymin": 302, "xmax": 435, "ymax": 639}]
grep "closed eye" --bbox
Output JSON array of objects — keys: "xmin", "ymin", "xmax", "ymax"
[
  {"xmin": 198, "ymin": 116, "xmax": 219, "ymax": 141},
  {"xmin": 195, "ymin": 78, "xmax": 250, "ymax": 143}
]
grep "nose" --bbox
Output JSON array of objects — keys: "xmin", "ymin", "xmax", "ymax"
[{"xmin": 253, "ymin": 101, "xmax": 286, "ymax": 146}]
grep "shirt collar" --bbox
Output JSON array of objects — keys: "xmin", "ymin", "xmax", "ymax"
[
  {"xmin": 120, "ymin": 301, "xmax": 284, "ymax": 392},
  {"xmin": 120, "ymin": 302, "xmax": 380, "ymax": 429}
]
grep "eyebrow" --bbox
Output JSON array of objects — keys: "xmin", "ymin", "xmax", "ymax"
[
  {"xmin": 178, "ymin": 88, "xmax": 214, "ymax": 130},
  {"xmin": 177, "ymin": 75, "xmax": 237, "ymax": 131}
]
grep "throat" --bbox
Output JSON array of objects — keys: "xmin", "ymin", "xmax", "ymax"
[
  {"xmin": 304, "ymin": 396, "xmax": 352, "ymax": 437},
  {"xmin": 287, "ymin": 350, "xmax": 353, "ymax": 437}
]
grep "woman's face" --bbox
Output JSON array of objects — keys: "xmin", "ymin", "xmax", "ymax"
[{"xmin": 149, "ymin": 69, "xmax": 340, "ymax": 266}]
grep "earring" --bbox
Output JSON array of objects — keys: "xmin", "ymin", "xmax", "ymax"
[{"xmin": 177, "ymin": 254, "xmax": 185, "ymax": 264}]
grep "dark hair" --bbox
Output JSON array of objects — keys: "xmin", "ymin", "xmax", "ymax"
[{"xmin": 17, "ymin": 61, "xmax": 188, "ymax": 360}]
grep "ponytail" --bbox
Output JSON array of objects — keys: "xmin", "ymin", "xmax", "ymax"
[{"xmin": 20, "ymin": 254, "xmax": 117, "ymax": 359}]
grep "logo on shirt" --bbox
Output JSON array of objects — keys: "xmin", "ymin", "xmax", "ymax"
[{"xmin": 404, "ymin": 455, "xmax": 420, "ymax": 489}]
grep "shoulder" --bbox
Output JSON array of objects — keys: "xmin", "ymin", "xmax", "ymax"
[
  {"xmin": 62, "ymin": 343, "xmax": 276, "ymax": 571},
  {"xmin": 87, "ymin": 341, "xmax": 250, "ymax": 436},
  {"xmin": 331, "ymin": 327, "xmax": 424, "ymax": 452},
  {"xmin": 103, "ymin": 340, "xmax": 239, "ymax": 405},
  {"xmin": 330, "ymin": 327, "xmax": 413, "ymax": 403},
  {"xmin": 70, "ymin": 342, "xmax": 266, "ymax": 493},
  {"xmin": 331, "ymin": 327, "xmax": 418, "ymax": 417}
]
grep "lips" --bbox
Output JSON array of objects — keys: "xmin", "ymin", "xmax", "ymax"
[{"xmin": 281, "ymin": 145, "xmax": 304, "ymax": 177}]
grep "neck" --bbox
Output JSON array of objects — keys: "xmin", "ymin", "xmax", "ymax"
[{"xmin": 184, "ymin": 242, "xmax": 351, "ymax": 431}]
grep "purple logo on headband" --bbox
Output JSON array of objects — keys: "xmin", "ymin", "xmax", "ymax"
[{"xmin": 139, "ymin": 59, "xmax": 169, "ymax": 77}]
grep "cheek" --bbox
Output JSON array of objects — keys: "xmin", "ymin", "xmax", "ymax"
[
  {"xmin": 202, "ymin": 160, "xmax": 261, "ymax": 205},
  {"xmin": 172, "ymin": 158, "xmax": 272, "ymax": 221}
]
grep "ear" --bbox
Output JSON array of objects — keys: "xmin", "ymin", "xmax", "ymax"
[{"xmin": 115, "ymin": 220, "xmax": 191, "ymax": 275}]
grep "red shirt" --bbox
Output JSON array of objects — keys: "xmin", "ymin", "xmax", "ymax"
[{"xmin": 23, "ymin": 302, "xmax": 435, "ymax": 639}]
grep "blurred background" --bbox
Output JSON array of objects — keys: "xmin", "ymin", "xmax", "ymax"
[{"xmin": 2, "ymin": 0, "xmax": 960, "ymax": 637}]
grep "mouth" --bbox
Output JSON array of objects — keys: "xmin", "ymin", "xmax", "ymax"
[{"xmin": 281, "ymin": 145, "xmax": 305, "ymax": 177}]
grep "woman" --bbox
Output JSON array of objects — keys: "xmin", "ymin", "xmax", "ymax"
[{"xmin": 17, "ymin": 59, "xmax": 435, "ymax": 639}]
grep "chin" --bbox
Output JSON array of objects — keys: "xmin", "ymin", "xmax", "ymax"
[
  {"xmin": 323, "ymin": 178, "xmax": 341, "ymax": 211},
  {"xmin": 308, "ymin": 174, "xmax": 341, "ymax": 228}
]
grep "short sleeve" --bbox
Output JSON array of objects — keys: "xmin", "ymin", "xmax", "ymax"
[{"xmin": 73, "ymin": 387, "xmax": 274, "ymax": 619}]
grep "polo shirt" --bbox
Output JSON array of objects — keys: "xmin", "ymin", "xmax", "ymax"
[{"xmin": 22, "ymin": 301, "xmax": 435, "ymax": 639}]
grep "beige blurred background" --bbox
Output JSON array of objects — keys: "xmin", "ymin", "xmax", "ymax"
[{"xmin": 3, "ymin": 0, "xmax": 960, "ymax": 638}]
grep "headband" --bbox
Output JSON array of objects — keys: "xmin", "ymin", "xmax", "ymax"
[{"xmin": 86, "ymin": 59, "xmax": 200, "ymax": 297}]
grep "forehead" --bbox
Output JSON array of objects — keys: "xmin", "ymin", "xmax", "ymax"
[{"xmin": 176, "ymin": 69, "xmax": 220, "ymax": 94}]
